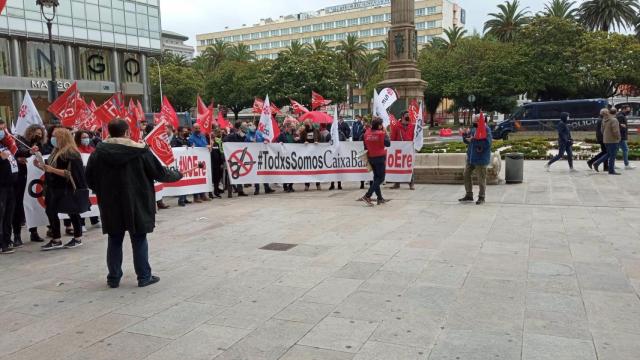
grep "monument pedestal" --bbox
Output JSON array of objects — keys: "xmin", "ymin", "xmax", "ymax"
[{"xmin": 379, "ymin": 0, "xmax": 426, "ymax": 118}]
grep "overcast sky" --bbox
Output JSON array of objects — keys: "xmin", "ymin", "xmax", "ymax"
[{"xmin": 159, "ymin": 0, "xmax": 560, "ymax": 47}]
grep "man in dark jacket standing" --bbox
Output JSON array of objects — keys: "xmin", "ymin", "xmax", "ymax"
[
  {"xmin": 86, "ymin": 119, "xmax": 182, "ymax": 288},
  {"xmin": 352, "ymin": 115, "xmax": 365, "ymax": 142},
  {"xmin": 545, "ymin": 113, "xmax": 576, "ymax": 172},
  {"xmin": 0, "ymin": 119, "xmax": 18, "ymax": 254}
]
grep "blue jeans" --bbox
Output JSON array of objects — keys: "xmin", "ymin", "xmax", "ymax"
[
  {"xmin": 547, "ymin": 141, "xmax": 573, "ymax": 168},
  {"xmin": 107, "ymin": 232, "xmax": 151, "ymax": 284},
  {"xmin": 619, "ymin": 140, "xmax": 629, "ymax": 166},
  {"xmin": 366, "ymin": 156, "xmax": 386, "ymax": 199},
  {"xmin": 594, "ymin": 143, "xmax": 620, "ymax": 174}
]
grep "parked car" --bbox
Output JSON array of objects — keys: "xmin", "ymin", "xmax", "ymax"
[{"xmin": 492, "ymin": 99, "xmax": 608, "ymax": 140}]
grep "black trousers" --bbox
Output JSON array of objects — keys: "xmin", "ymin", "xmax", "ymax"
[
  {"xmin": 11, "ymin": 173, "xmax": 26, "ymax": 236},
  {"xmin": 366, "ymin": 156, "xmax": 386, "ymax": 199},
  {"xmin": 0, "ymin": 186, "xmax": 15, "ymax": 250},
  {"xmin": 588, "ymin": 143, "xmax": 608, "ymax": 170},
  {"xmin": 46, "ymin": 203, "xmax": 82, "ymax": 239}
]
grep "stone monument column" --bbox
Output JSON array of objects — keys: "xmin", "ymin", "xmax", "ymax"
[{"xmin": 378, "ymin": 0, "xmax": 427, "ymax": 117}]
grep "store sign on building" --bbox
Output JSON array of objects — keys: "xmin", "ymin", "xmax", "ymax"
[{"xmin": 30, "ymin": 80, "xmax": 72, "ymax": 90}]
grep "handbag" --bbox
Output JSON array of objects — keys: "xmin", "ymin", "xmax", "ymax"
[{"xmin": 57, "ymin": 162, "xmax": 91, "ymax": 214}]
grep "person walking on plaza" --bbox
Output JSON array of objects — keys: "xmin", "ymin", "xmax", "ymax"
[
  {"xmin": 86, "ymin": 118, "xmax": 183, "ymax": 288},
  {"xmin": 391, "ymin": 111, "xmax": 416, "ymax": 190},
  {"xmin": 0, "ymin": 119, "xmax": 18, "ymax": 254},
  {"xmin": 593, "ymin": 108, "xmax": 622, "ymax": 175},
  {"xmin": 459, "ymin": 113, "xmax": 493, "ymax": 205},
  {"xmin": 36, "ymin": 128, "xmax": 90, "ymax": 250},
  {"xmin": 587, "ymin": 109, "xmax": 609, "ymax": 172},
  {"xmin": 545, "ymin": 112, "xmax": 576, "ymax": 172},
  {"xmin": 617, "ymin": 105, "xmax": 635, "ymax": 170},
  {"xmin": 12, "ymin": 124, "xmax": 46, "ymax": 247},
  {"xmin": 360, "ymin": 118, "xmax": 390, "ymax": 206}
]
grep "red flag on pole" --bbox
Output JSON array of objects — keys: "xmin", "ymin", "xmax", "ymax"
[
  {"xmin": 159, "ymin": 96, "xmax": 179, "ymax": 129},
  {"xmin": 144, "ymin": 122, "xmax": 174, "ymax": 166},
  {"xmin": 408, "ymin": 99, "xmax": 419, "ymax": 123},
  {"xmin": 48, "ymin": 82, "xmax": 79, "ymax": 125},
  {"xmin": 0, "ymin": 1, "xmax": 7, "ymax": 15},
  {"xmin": 196, "ymin": 96, "xmax": 213, "ymax": 135},
  {"xmin": 474, "ymin": 112, "xmax": 487, "ymax": 140},
  {"xmin": 89, "ymin": 100, "xmax": 97, "ymax": 112},
  {"xmin": 1, "ymin": 129, "xmax": 18, "ymax": 155},
  {"xmin": 253, "ymin": 98, "xmax": 264, "ymax": 114},
  {"xmin": 217, "ymin": 110, "xmax": 230, "ymax": 130},
  {"xmin": 126, "ymin": 99, "xmax": 141, "ymax": 142},
  {"xmin": 311, "ymin": 91, "xmax": 331, "ymax": 111},
  {"xmin": 136, "ymin": 100, "xmax": 145, "ymax": 122},
  {"xmin": 73, "ymin": 97, "xmax": 100, "ymax": 131},
  {"xmin": 290, "ymin": 99, "xmax": 310, "ymax": 115},
  {"xmin": 94, "ymin": 95, "xmax": 125, "ymax": 127}
]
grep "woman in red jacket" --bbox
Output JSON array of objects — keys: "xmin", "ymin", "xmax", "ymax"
[{"xmin": 360, "ymin": 118, "xmax": 390, "ymax": 206}]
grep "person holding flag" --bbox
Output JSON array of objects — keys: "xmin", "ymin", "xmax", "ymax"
[
  {"xmin": 390, "ymin": 110, "xmax": 416, "ymax": 190},
  {"xmin": 459, "ymin": 112, "xmax": 493, "ymax": 205},
  {"xmin": 86, "ymin": 118, "xmax": 183, "ymax": 288},
  {"xmin": 0, "ymin": 119, "xmax": 19, "ymax": 254}
]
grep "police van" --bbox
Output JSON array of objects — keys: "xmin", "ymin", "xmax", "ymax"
[{"xmin": 492, "ymin": 99, "xmax": 608, "ymax": 140}]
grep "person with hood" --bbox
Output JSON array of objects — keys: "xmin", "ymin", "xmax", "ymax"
[
  {"xmin": 86, "ymin": 118, "xmax": 183, "ymax": 288},
  {"xmin": 458, "ymin": 114, "xmax": 493, "ymax": 205},
  {"xmin": 545, "ymin": 112, "xmax": 576, "ymax": 172},
  {"xmin": 592, "ymin": 108, "xmax": 622, "ymax": 175},
  {"xmin": 587, "ymin": 109, "xmax": 610, "ymax": 172},
  {"xmin": 0, "ymin": 119, "xmax": 18, "ymax": 254},
  {"xmin": 12, "ymin": 124, "xmax": 46, "ymax": 247},
  {"xmin": 617, "ymin": 106, "xmax": 635, "ymax": 170}
]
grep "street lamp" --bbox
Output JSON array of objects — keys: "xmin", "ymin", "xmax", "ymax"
[
  {"xmin": 36, "ymin": 0, "xmax": 59, "ymax": 104},
  {"xmin": 148, "ymin": 57, "xmax": 162, "ymax": 111}
]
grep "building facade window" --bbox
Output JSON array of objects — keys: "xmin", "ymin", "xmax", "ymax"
[
  {"xmin": 372, "ymin": 14, "xmax": 384, "ymax": 23},
  {"xmin": 121, "ymin": 52, "xmax": 141, "ymax": 83},
  {"xmin": 335, "ymin": 20, "xmax": 346, "ymax": 28},
  {"xmin": 336, "ymin": 32, "xmax": 346, "ymax": 40},
  {"xmin": 359, "ymin": 29, "xmax": 371, "ymax": 37},
  {"xmin": 24, "ymin": 41, "xmax": 66, "ymax": 78},
  {"xmin": 324, "ymin": 21, "xmax": 334, "ymax": 29},
  {"xmin": 312, "ymin": 23, "xmax": 323, "ymax": 31},
  {"xmin": 360, "ymin": 16, "xmax": 371, "ymax": 24},
  {"xmin": 348, "ymin": 18, "xmax": 358, "ymax": 26},
  {"xmin": 416, "ymin": 8, "xmax": 425, "ymax": 16},
  {"xmin": 281, "ymin": 28, "xmax": 290, "ymax": 35},
  {"xmin": 301, "ymin": 25, "xmax": 311, "ymax": 33},
  {"xmin": 372, "ymin": 27, "xmax": 385, "ymax": 36},
  {"xmin": 270, "ymin": 29, "xmax": 279, "ymax": 37},
  {"xmin": 291, "ymin": 26, "xmax": 300, "ymax": 34}
]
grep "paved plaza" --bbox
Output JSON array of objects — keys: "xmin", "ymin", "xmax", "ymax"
[{"xmin": 2, "ymin": 161, "xmax": 640, "ymax": 360}]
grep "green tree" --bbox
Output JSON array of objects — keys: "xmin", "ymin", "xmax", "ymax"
[
  {"xmin": 542, "ymin": 0, "xmax": 578, "ymax": 20},
  {"xmin": 311, "ymin": 39, "xmax": 330, "ymax": 54},
  {"xmin": 204, "ymin": 61, "xmax": 262, "ymax": 120},
  {"xmin": 337, "ymin": 34, "xmax": 367, "ymax": 70},
  {"xmin": 280, "ymin": 40, "xmax": 310, "ymax": 57},
  {"xmin": 228, "ymin": 43, "xmax": 256, "ymax": 62},
  {"xmin": 200, "ymin": 40, "xmax": 230, "ymax": 71},
  {"xmin": 484, "ymin": 0, "xmax": 531, "ymax": 42},
  {"xmin": 517, "ymin": 17, "xmax": 585, "ymax": 100},
  {"xmin": 160, "ymin": 50, "xmax": 189, "ymax": 66},
  {"xmin": 442, "ymin": 24, "xmax": 468, "ymax": 48},
  {"xmin": 149, "ymin": 63, "xmax": 204, "ymax": 112},
  {"xmin": 579, "ymin": 0, "xmax": 639, "ymax": 32},
  {"xmin": 356, "ymin": 52, "xmax": 386, "ymax": 113}
]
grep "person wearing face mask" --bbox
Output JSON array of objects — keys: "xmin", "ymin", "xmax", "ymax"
[
  {"xmin": 165, "ymin": 124, "xmax": 176, "ymax": 145},
  {"xmin": 458, "ymin": 113, "xmax": 493, "ymax": 205},
  {"xmin": 188, "ymin": 124, "xmax": 211, "ymax": 203},
  {"xmin": 223, "ymin": 121, "xmax": 248, "ymax": 197},
  {"xmin": 210, "ymin": 127, "xmax": 225, "ymax": 198},
  {"xmin": 246, "ymin": 120, "xmax": 275, "ymax": 195},
  {"xmin": 300, "ymin": 120, "xmax": 321, "ymax": 191},
  {"xmin": 0, "ymin": 119, "xmax": 19, "ymax": 254},
  {"xmin": 12, "ymin": 125, "xmax": 46, "ymax": 247},
  {"xmin": 390, "ymin": 111, "xmax": 416, "ymax": 190},
  {"xmin": 545, "ymin": 112, "xmax": 576, "ymax": 172},
  {"xmin": 171, "ymin": 126, "xmax": 192, "ymax": 206},
  {"xmin": 73, "ymin": 131, "xmax": 100, "ymax": 228}
]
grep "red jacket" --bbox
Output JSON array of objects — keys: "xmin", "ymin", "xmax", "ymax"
[
  {"xmin": 364, "ymin": 129, "xmax": 389, "ymax": 158},
  {"xmin": 391, "ymin": 122, "xmax": 415, "ymax": 141}
]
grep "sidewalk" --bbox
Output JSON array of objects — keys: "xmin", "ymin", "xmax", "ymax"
[{"xmin": 0, "ymin": 161, "xmax": 639, "ymax": 359}]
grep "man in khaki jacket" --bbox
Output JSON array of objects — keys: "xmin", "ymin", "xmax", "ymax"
[{"xmin": 593, "ymin": 108, "xmax": 622, "ymax": 175}]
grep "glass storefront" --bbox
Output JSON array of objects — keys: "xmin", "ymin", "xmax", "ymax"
[
  {"xmin": 78, "ymin": 47, "xmax": 111, "ymax": 81},
  {"xmin": 24, "ymin": 41, "xmax": 66, "ymax": 78},
  {"xmin": 121, "ymin": 52, "xmax": 141, "ymax": 83}
]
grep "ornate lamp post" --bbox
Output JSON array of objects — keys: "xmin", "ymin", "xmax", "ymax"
[{"xmin": 36, "ymin": 0, "xmax": 60, "ymax": 104}]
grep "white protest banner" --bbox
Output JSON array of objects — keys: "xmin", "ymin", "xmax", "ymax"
[
  {"xmin": 377, "ymin": 88, "xmax": 397, "ymax": 110},
  {"xmin": 24, "ymin": 154, "xmax": 99, "ymax": 228},
  {"xmin": 162, "ymin": 147, "xmax": 212, "ymax": 196},
  {"xmin": 223, "ymin": 142, "xmax": 414, "ymax": 185}
]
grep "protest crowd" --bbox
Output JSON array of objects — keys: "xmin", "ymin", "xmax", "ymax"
[{"xmin": 0, "ymin": 83, "xmax": 426, "ymax": 288}]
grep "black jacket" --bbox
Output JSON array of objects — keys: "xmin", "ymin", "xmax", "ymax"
[
  {"xmin": 86, "ymin": 138, "xmax": 182, "ymax": 235},
  {"xmin": 223, "ymin": 131, "xmax": 246, "ymax": 143},
  {"xmin": 595, "ymin": 118, "xmax": 604, "ymax": 144},
  {"xmin": 170, "ymin": 136, "xmax": 190, "ymax": 147},
  {"xmin": 617, "ymin": 112, "xmax": 628, "ymax": 141},
  {"xmin": 338, "ymin": 121, "xmax": 351, "ymax": 139},
  {"xmin": 0, "ymin": 145, "xmax": 17, "ymax": 187}
]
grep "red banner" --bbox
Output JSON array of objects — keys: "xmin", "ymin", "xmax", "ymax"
[
  {"xmin": 311, "ymin": 91, "xmax": 331, "ymax": 111},
  {"xmin": 290, "ymin": 99, "xmax": 310, "ymax": 115},
  {"xmin": 47, "ymin": 82, "xmax": 79, "ymax": 124},
  {"xmin": 158, "ymin": 96, "xmax": 179, "ymax": 129},
  {"xmin": 196, "ymin": 96, "xmax": 213, "ymax": 135}
]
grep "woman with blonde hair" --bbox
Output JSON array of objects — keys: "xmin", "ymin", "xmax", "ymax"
[{"xmin": 35, "ymin": 128, "xmax": 90, "ymax": 250}]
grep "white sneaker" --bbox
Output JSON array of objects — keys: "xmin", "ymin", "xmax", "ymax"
[
  {"xmin": 82, "ymin": 226, "xmax": 87, "ymax": 232},
  {"xmin": 626, "ymin": 165, "xmax": 636, "ymax": 170}
]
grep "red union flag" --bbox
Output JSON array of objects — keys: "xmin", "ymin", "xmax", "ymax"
[
  {"xmin": 474, "ymin": 112, "xmax": 487, "ymax": 140},
  {"xmin": 72, "ymin": 97, "xmax": 100, "ymax": 131},
  {"xmin": 94, "ymin": 95, "xmax": 125, "ymax": 126},
  {"xmin": 144, "ymin": 122, "xmax": 174, "ymax": 166},
  {"xmin": 311, "ymin": 91, "xmax": 331, "ymax": 111},
  {"xmin": 136, "ymin": 100, "xmax": 145, "ymax": 122},
  {"xmin": 217, "ymin": 110, "xmax": 230, "ymax": 130},
  {"xmin": 159, "ymin": 96, "xmax": 179, "ymax": 129},
  {"xmin": 48, "ymin": 82, "xmax": 79, "ymax": 124},
  {"xmin": 289, "ymin": 99, "xmax": 310, "ymax": 115},
  {"xmin": 196, "ymin": 95, "xmax": 213, "ymax": 135},
  {"xmin": 408, "ymin": 99, "xmax": 419, "ymax": 123},
  {"xmin": 126, "ymin": 99, "xmax": 141, "ymax": 142},
  {"xmin": 253, "ymin": 98, "xmax": 264, "ymax": 114}
]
